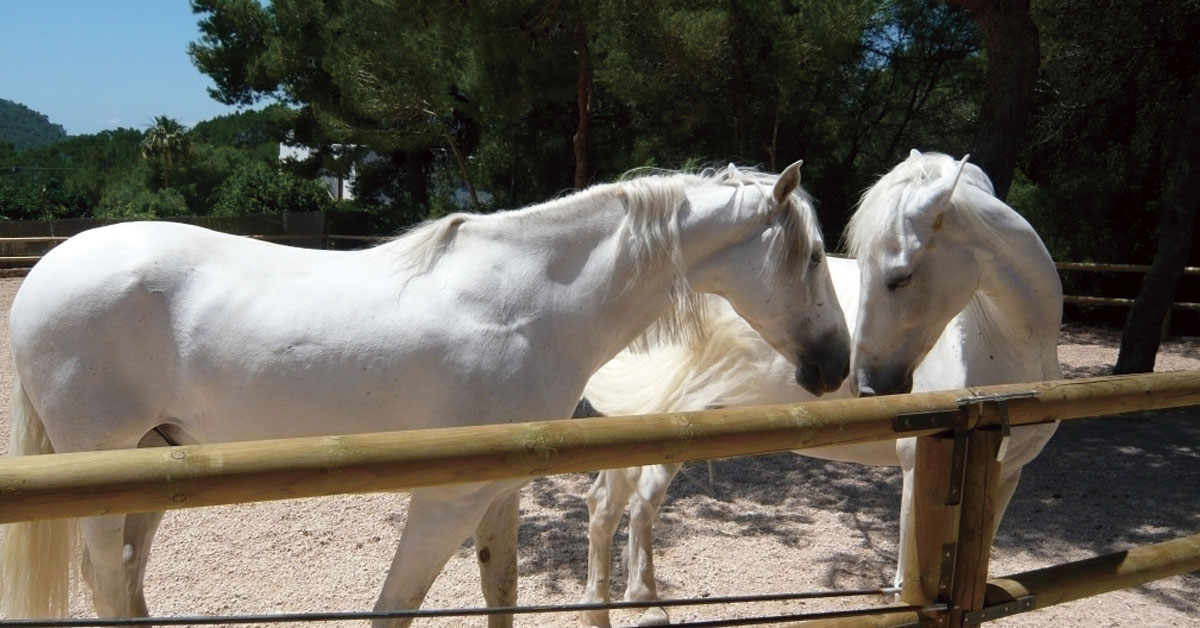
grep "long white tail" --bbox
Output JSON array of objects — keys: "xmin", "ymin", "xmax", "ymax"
[{"xmin": 1, "ymin": 375, "xmax": 76, "ymax": 619}]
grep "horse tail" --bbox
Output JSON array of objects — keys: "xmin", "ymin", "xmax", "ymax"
[{"xmin": 1, "ymin": 375, "xmax": 76, "ymax": 619}]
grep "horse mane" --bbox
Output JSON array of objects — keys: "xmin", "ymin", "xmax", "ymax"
[
  {"xmin": 617, "ymin": 166, "xmax": 819, "ymax": 349},
  {"xmin": 844, "ymin": 152, "xmax": 1000, "ymax": 258},
  {"xmin": 383, "ymin": 213, "xmax": 472, "ymax": 276},
  {"xmin": 382, "ymin": 166, "xmax": 819, "ymax": 348},
  {"xmin": 584, "ymin": 295, "xmax": 795, "ymax": 416}
]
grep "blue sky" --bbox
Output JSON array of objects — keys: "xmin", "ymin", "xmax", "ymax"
[{"xmin": 0, "ymin": 1, "xmax": 253, "ymax": 136}]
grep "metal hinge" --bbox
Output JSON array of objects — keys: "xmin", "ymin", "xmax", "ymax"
[{"xmin": 961, "ymin": 595, "xmax": 1036, "ymax": 624}]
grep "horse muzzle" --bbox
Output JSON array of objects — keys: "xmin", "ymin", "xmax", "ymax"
[
  {"xmin": 850, "ymin": 366, "xmax": 913, "ymax": 397},
  {"xmin": 794, "ymin": 344, "xmax": 851, "ymax": 396}
]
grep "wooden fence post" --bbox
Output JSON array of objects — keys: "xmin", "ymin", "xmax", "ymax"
[
  {"xmin": 948, "ymin": 426, "xmax": 1004, "ymax": 627},
  {"xmin": 901, "ymin": 434, "xmax": 959, "ymax": 622},
  {"xmin": 900, "ymin": 406, "xmax": 1004, "ymax": 628}
]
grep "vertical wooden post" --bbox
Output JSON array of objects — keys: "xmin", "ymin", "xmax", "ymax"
[
  {"xmin": 901, "ymin": 434, "xmax": 961, "ymax": 621},
  {"xmin": 947, "ymin": 427, "xmax": 1004, "ymax": 628},
  {"xmin": 901, "ymin": 406, "xmax": 1005, "ymax": 628}
]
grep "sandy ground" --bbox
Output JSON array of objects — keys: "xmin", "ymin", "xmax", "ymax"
[{"xmin": 0, "ymin": 276, "xmax": 1197, "ymax": 627}]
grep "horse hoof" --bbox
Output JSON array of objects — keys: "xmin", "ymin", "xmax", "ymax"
[
  {"xmin": 637, "ymin": 607, "xmax": 671, "ymax": 626},
  {"xmin": 579, "ymin": 609, "xmax": 612, "ymax": 628}
]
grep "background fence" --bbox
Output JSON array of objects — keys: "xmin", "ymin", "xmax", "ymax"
[{"xmin": 1, "ymin": 226, "xmax": 1196, "ymax": 334}]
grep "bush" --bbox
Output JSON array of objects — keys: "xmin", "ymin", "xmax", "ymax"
[{"xmin": 210, "ymin": 162, "xmax": 334, "ymax": 216}]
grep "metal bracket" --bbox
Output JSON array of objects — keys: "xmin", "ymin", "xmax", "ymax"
[
  {"xmin": 962, "ymin": 595, "xmax": 1036, "ymax": 625},
  {"xmin": 895, "ymin": 391, "xmax": 1039, "ymax": 506},
  {"xmin": 937, "ymin": 542, "xmax": 957, "ymax": 598},
  {"xmin": 956, "ymin": 391, "xmax": 1039, "ymax": 462},
  {"xmin": 893, "ymin": 408, "xmax": 959, "ymax": 433}
]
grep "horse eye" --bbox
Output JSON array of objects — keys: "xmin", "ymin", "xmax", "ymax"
[
  {"xmin": 886, "ymin": 273, "xmax": 912, "ymax": 292},
  {"xmin": 809, "ymin": 251, "xmax": 823, "ymax": 265}
]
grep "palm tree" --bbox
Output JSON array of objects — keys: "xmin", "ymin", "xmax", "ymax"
[{"xmin": 141, "ymin": 115, "xmax": 190, "ymax": 188}]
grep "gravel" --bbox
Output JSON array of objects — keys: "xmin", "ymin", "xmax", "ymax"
[{"xmin": 1, "ymin": 277, "xmax": 1197, "ymax": 627}]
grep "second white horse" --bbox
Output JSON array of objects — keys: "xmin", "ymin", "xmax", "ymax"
[{"xmin": 578, "ymin": 151, "xmax": 1063, "ymax": 627}]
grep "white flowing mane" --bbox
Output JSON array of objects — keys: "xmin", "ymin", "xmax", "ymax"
[
  {"xmin": 844, "ymin": 152, "xmax": 1003, "ymax": 258},
  {"xmin": 386, "ymin": 167, "xmax": 821, "ymax": 346}
]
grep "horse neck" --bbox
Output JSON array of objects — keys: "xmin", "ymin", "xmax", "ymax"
[
  {"xmin": 957, "ymin": 199, "xmax": 1063, "ymax": 380},
  {"xmin": 458, "ymin": 191, "xmax": 692, "ymax": 372}
]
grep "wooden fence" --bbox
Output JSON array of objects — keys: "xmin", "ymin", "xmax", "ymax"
[
  {"xmin": 1, "ymin": 371, "xmax": 1198, "ymax": 626},
  {"xmin": 2, "ymin": 237, "xmax": 1196, "ymax": 326}
]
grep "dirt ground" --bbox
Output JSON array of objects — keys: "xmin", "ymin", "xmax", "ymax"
[{"xmin": 0, "ymin": 276, "xmax": 1197, "ymax": 627}]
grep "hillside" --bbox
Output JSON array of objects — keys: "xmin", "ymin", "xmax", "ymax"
[{"xmin": 0, "ymin": 98, "xmax": 67, "ymax": 150}]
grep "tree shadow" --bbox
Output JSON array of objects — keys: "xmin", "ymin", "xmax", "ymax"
[
  {"xmin": 516, "ymin": 452, "xmax": 905, "ymax": 594},
  {"xmin": 514, "ymin": 404, "xmax": 1200, "ymax": 619},
  {"xmin": 993, "ymin": 407, "xmax": 1200, "ymax": 616}
]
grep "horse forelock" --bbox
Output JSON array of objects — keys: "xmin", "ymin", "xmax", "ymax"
[{"xmin": 845, "ymin": 152, "xmax": 994, "ymax": 259}]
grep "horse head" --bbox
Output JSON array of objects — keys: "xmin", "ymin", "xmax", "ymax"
[
  {"xmin": 846, "ymin": 152, "xmax": 985, "ymax": 396},
  {"xmin": 685, "ymin": 161, "xmax": 850, "ymax": 395}
]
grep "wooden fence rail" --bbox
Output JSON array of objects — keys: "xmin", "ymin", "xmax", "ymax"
[
  {"xmin": 2, "ymin": 371, "xmax": 1198, "ymax": 524},
  {"xmin": 1057, "ymin": 261, "xmax": 1200, "ymax": 313},
  {"xmin": 1, "ymin": 371, "xmax": 1197, "ymax": 626}
]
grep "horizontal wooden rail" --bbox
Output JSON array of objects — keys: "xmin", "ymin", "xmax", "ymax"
[
  {"xmin": 1056, "ymin": 261, "xmax": 1200, "ymax": 275},
  {"xmin": 787, "ymin": 533, "xmax": 1200, "ymax": 627},
  {"xmin": 1, "ymin": 371, "xmax": 1197, "ymax": 524},
  {"xmin": 1064, "ymin": 295, "xmax": 1200, "ymax": 312},
  {"xmin": 0, "ymin": 236, "xmax": 70, "ymax": 243}
]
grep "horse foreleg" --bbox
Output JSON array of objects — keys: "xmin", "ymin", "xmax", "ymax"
[
  {"xmin": 474, "ymin": 491, "xmax": 520, "ymax": 628},
  {"xmin": 79, "ymin": 512, "xmax": 160, "ymax": 619},
  {"xmin": 581, "ymin": 469, "xmax": 637, "ymax": 628},
  {"xmin": 625, "ymin": 462, "xmax": 682, "ymax": 627},
  {"xmin": 374, "ymin": 481, "xmax": 524, "ymax": 628}
]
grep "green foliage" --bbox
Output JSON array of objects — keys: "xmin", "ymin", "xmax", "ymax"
[
  {"xmin": 209, "ymin": 161, "xmax": 333, "ymax": 216},
  {"xmin": 96, "ymin": 184, "xmax": 189, "ymax": 220},
  {"xmin": 1026, "ymin": 0, "xmax": 1200, "ymax": 266},
  {"xmin": 142, "ymin": 116, "xmax": 192, "ymax": 189},
  {"xmin": 3, "ymin": 0, "xmax": 1192, "ymax": 301},
  {"xmin": 0, "ymin": 99, "xmax": 68, "ymax": 151}
]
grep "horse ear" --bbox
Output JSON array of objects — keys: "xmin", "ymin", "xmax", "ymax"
[
  {"xmin": 909, "ymin": 148, "xmax": 922, "ymax": 159},
  {"xmin": 772, "ymin": 159, "xmax": 803, "ymax": 205},
  {"xmin": 915, "ymin": 154, "xmax": 970, "ymax": 220}
]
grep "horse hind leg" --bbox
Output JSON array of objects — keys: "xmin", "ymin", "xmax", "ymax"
[
  {"xmin": 581, "ymin": 468, "xmax": 638, "ymax": 628},
  {"xmin": 474, "ymin": 491, "xmax": 520, "ymax": 628},
  {"xmin": 80, "ymin": 430, "xmax": 170, "ymax": 619},
  {"xmin": 625, "ymin": 463, "xmax": 682, "ymax": 627}
]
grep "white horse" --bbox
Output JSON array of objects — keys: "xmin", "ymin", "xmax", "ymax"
[
  {"xmin": 0, "ymin": 162, "xmax": 852, "ymax": 627},
  {"xmin": 578, "ymin": 151, "xmax": 1062, "ymax": 627}
]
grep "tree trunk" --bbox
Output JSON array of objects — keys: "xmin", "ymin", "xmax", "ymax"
[
  {"xmin": 437, "ymin": 117, "xmax": 480, "ymax": 211},
  {"xmin": 948, "ymin": 0, "xmax": 1039, "ymax": 200},
  {"xmin": 573, "ymin": 20, "xmax": 593, "ymax": 190},
  {"xmin": 1114, "ymin": 79, "xmax": 1200, "ymax": 374},
  {"xmin": 393, "ymin": 150, "xmax": 429, "ymax": 208}
]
